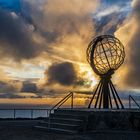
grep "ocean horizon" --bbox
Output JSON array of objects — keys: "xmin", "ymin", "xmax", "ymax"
[{"xmin": 0, "ymin": 99, "xmax": 139, "ymax": 119}]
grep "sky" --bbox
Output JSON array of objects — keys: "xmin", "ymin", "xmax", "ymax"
[{"xmin": 0, "ymin": 0, "xmax": 139, "ymax": 107}]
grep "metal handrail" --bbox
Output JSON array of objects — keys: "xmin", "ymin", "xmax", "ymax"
[
  {"xmin": 51, "ymin": 92, "xmax": 73, "ymax": 111},
  {"xmin": 0, "ymin": 108, "xmax": 50, "ymax": 119},
  {"xmin": 48, "ymin": 92, "xmax": 74, "ymax": 128},
  {"xmin": 129, "ymin": 95, "xmax": 140, "ymax": 109}
]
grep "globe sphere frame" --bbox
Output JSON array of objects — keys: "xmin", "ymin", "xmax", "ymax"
[{"xmin": 87, "ymin": 35, "xmax": 125, "ymax": 76}]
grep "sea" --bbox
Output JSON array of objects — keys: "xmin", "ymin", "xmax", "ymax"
[
  {"xmin": 0, "ymin": 98, "xmax": 139, "ymax": 119},
  {"xmin": 0, "ymin": 104, "xmax": 89, "ymax": 119},
  {"xmin": 0, "ymin": 104, "xmax": 51, "ymax": 119}
]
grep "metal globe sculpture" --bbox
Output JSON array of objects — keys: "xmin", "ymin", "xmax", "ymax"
[
  {"xmin": 87, "ymin": 35, "xmax": 125, "ymax": 76},
  {"xmin": 87, "ymin": 35, "xmax": 125, "ymax": 109}
]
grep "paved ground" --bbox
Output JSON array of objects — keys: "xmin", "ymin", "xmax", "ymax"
[
  {"xmin": 0, "ymin": 120, "xmax": 70, "ymax": 140},
  {"xmin": 0, "ymin": 120, "xmax": 139, "ymax": 140}
]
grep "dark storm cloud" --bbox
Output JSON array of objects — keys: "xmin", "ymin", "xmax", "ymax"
[
  {"xmin": 0, "ymin": 93, "xmax": 24, "ymax": 98},
  {"xmin": 47, "ymin": 62, "xmax": 77, "ymax": 86},
  {"xmin": 0, "ymin": 80, "xmax": 40, "ymax": 98},
  {"xmin": 0, "ymin": 81, "xmax": 17, "ymax": 94},
  {"xmin": 21, "ymin": 81, "xmax": 38, "ymax": 93},
  {"xmin": 0, "ymin": 9, "xmax": 40, "ymax": 61},
  {"xmin": 124, "ymin": 0, "xmax": 140, "ymax": 87}
]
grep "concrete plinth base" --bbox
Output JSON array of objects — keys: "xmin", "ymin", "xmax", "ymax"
[{"xmin": 35, "ymin": 108, "xmax": 140, "ymax": 133}]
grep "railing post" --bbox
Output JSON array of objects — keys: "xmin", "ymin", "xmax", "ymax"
[
  {"xmin": 31, "ymin": 109, "xmax": 33, "ymax": 119},
  {"xmin": 14, "ymin": 109, "xmax": 16, "ymax": 119},
  {"xmin": 46, "ymin": 110, "xmax": 48, "ymax": 117},
  {"xmin": 48, "ymin": 110, "xmax": 51, "ymax": 129},
  {"xmin": 129, "ymin": 95, "xmax": 131, "ymax": 109},
  {"xmin": 71, "ymin": 92, "xmax": 73, "ymax": 109}
]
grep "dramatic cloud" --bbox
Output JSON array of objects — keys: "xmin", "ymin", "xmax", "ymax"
[
  {"xmin": 115, "ymin": 0, "xmax": 140, "ymax": 88},
  {"xmin": 0, "ymin": 77, "xmax": 23, "ymax": 99},
  {"xmin": 47, "ymin": 62, "xmax": 77, "ymax": 86},
  {"xmin": 0, "ymin": 81, "xmax": 17, "ymax": 94},
  {"xmin": 0, "ymin": 9, "xmax": 40, "ymax": 61},
  {"xmin": 93, "ymin": 0, "xmax": 131, "ymax": 35},
  {"xmin": 0, "ymin": 0, "xmax": 138, "ymax": 100},
  {"xmin": 0, "ymin": 0, "xmax": 100, "ymax": 98},
  {"xmin": 26, "ymin": 0, "xmax": 100, "ymax": 89},
  {"xmin": 21, "ymin": 81, "xmax": 38, "ymax": 93},
  {"xmin": 28, "ymin": 0, "xmax": 98, "ymax": 63}
]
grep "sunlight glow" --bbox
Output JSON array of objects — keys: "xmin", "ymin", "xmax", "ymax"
[
  {"xmin": 87, "ymin": 71, "xmax": 98, "ymax": 87},
  {"xmin": 78, "ymin": 65, "xmax": 98, "ymax": 88}
]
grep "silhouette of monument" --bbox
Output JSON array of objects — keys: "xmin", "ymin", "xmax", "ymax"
[
  {"xmin": 35, "ymin": 35, "xmax": 140, "ymax": 133},
  {"xmin": 87, "ymin": 35, "xmax": 125, "ymax": 109}
]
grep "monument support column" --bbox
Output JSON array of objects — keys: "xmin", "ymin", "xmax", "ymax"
[{"xmin": 102, "ymin": 78, "xmax": 109, "ymax": 109}]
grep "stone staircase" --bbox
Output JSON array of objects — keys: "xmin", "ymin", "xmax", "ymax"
[
  {"xmin": 35, "ymin": 108, "xmax": 140, "ymax": 133},
  {"xmin": 35, "ymin": 109, "xmax": 89, "ymax": 134}
]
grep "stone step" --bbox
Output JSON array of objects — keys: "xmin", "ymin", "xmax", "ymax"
[
  {"xmin": 38, "ymin": 121, "xmax": 80, "ymax": 131},
  {"xmin": 34, "ymin": 109, "xmax": 88, "ymax": 134},
  {"xmin": 43, "ymin": 118, "xmax": 83, "ymax": 125},
  {"xmin": 54, "ymin": 109, "xmax": 92, "ymax": 115},
  {"xmin": 34, "ymin": 126, "xmax": 77, "ymax": 134},
  {"xmin": 50, "ymin": 113, "xmax": 87, "ymax": 121}
]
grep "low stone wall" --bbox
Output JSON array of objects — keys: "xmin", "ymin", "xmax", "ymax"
[{"xmin": 87, "ymin": 110, "xmax": 140, "ymax": 131}]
